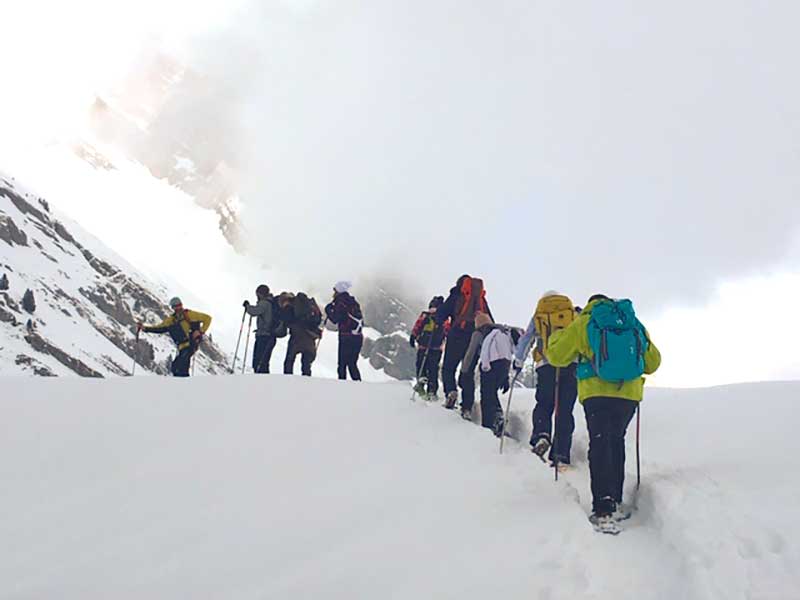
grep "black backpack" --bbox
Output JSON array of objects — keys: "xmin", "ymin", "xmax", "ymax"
[
  {"xmin": 294, "ymin": 293, "xmax": 323, "ymax": 329},
  {"xmin": 269, "ymin": 297, "xmax": 288, "ymax": 338}
]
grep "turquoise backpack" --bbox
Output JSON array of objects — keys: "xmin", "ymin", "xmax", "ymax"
[{"xmin": 577, "ymin": 299, "xmax": 648, "ymax": 384}]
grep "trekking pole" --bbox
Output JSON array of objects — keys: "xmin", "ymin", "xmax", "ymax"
[
  {"xmin": 636, "ymin": 403, "xmax": 641, "ymax": 491},
  {"xmin": 553, "ymin": 366, "xmax": 561, "ymax": 482},
  {"xmin": 131, "ymin": 325, "xmax": 141, "ymax": 376},
  {"xmin": 191, "ymin": 354, "xmax": 196, "ymax": 376},
  {"xmin": 241, "ymin": 316, "xmax": 253, "ymax": 374},
  {"xmin": 410, "ymin": 342, "xmax": 433, "ymax": 402},
  {"xmin": 230, "ymin": 308, "xmax": 247, "ymax": 373},
  {"xmin": 499, "ymin": 370, "xmax": 521, "ymax": 455}
]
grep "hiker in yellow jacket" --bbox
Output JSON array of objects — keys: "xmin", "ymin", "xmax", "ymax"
[
  {"xmin": 138, "ymin": 296, "xmax": 212, "ymax": 377},
  {"xmin": 546, "ymin": 293, "xmax": 661, "ymax": 533}
]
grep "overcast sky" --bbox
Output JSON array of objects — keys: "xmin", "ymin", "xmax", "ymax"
[
  {"xmin": 2, "ymin": 0, "xmax": 799, "ymax": 385},
  {"xmin": 173, "ymin": 0, "xmax": 800, "ymax": 318}
]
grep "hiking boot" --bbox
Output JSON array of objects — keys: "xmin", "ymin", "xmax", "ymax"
[
  {"xmin": 426, "ymin": 392, "xmax": 439, "ymax": 402},
  {"xmin": 460, "ymin": 405, "xmax": 473, "ymax": 421},
  {"xmin": 492, "ymin": 413, "xmax": 506, "ymax": 438},
  {"xmin": 413, "ymin": 380, "xmax": 426, "ymax": 395},
  {"xmin": 531, "ymin": 436, "xmax": 550, "ymax": 459},
  {"xmin": 589, "ymin": 513, "xmax": 621, "ymax": 535},
  {"xmin": 444, "ymin": 391, "xmax": 458, "ymax": 409}
]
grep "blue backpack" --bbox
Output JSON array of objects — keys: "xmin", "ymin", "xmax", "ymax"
[{"xmin": 577, "ymin": 299, "xmax": 648, "ymax": 384}]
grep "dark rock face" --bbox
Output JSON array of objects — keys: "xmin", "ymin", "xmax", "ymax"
[
  {"xmin": 15, "ymin": 354, "xmax": 55, "ymax": 376},
  {"xmin": 0, "ymin": 214, "xmax": 28, "ymax": 247},
  {"xmin": 361, "ymin": 287, "xmax": 419, "ymax": 336},
  {"xmin": 22, "ymin": 289, "xmax": 36, "ymax": 313},
  {"xmin": 24, "ymin": 330, "xmax": 103, "ymax": 378},
  {"xmin": 356, "ymin": 283, "xmax": 427, "ymax": 381},
  {"xmin": 365, "ymin": 333, "xmax": 417, "ymax": 381}
]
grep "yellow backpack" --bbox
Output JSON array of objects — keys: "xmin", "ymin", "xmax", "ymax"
[{"xmin": 532, "ymin": 294, "xmax": 575, "ymax": 362}]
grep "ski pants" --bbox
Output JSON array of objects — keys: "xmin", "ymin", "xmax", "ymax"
[
  {"xmin": 531, "ymin": 364, "xmax": 577, "ymax": 463},
  {"xmin": 415, "ymin": 348, "xmax": 442, "ymax": 395},
  {"xmin": 337, "ymin": 334, "xmax": 363, "ymax": 381},
  {"xmin": 583, "ymin": 396, "xmax": 638, "ymax": 515},
  {"xmin": 284, "ymin": 339, "xmax": 316, "ymax": 377},
  {"xmin": 479, "ymin": 359, "xmax": 509, "ymax": 429},
  {"xmin": 442, "ymin": 328, "xmax": 473, "ymax": 404},
  {"xmin": 171, "ymin": 344, "xmax": 197, "ymax": 377},
  {"xmin": 253, "ymin": 335, "xmax": 277, "ymax": 374}
]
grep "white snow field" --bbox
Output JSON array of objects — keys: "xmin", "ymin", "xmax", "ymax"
[{"xmin": 1, "ymin": 376, "xmax": 798, "ymax": 599}]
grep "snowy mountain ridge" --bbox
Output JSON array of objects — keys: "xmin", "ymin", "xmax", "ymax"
[{"xmin": 0, "ymin": 173, "xmax": 228, "ymax": 377}]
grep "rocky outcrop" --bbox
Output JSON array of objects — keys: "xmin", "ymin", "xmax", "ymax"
[
  {"xmin": 14, "ymin": 354, "xmax": 55, "ymax": 376},
  {"xmin": 363, "ymin": 333, "xmax": 417, "ymax": 381},
  {"xmin": 0, "ymin": 214, "xmax": 28, "ymax": 247},
  {"xmin": 24, "ymin": 330, "xmax": 103, "ymax": 378}
]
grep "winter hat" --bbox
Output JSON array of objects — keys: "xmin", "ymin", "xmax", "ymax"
[
  {"xmin": 169, "ymin": 296, "xmax": 183, "ymax": 308},
  {"xmin": 587, "ymin": 293, "xmax": 611, "ymax": 304},
  {"xmin": 334, "ymin": 280, "xmax": 352, "ymax": 294},
  {"xmin": 429, "ymin": 296, "xmax": 445, "ymax": 309},
  {"xmin": 256, "ymin": 284, "xmax": 270, "ymax": 298},
  {"xmin": 541, "ymin": 290, "xmax": 561, "ymax": 299},
  {"xmin": 474, "ymin": 311, "xmax": 493, "ymax": 329}
]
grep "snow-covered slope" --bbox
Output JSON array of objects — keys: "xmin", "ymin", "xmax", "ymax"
[
  {"xmin": 1, "ymin": 376, "xmax": 796, "ymax": 599},
  {"xmin": 1, "ymin": 151, "xmax": 393, "ymax": 382},
  {"xmin": 0, "ymin": 174, "xmax": 229, "ymax": 377}
]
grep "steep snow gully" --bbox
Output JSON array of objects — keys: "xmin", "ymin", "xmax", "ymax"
[{"xmin": 1, "ymin": 377, "xmax": 797, "ymax": 599}]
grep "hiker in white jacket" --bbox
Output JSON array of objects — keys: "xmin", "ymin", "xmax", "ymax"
[{"xmin": 460, "ymin": 312, "xmax": 519, "ymax": 436}]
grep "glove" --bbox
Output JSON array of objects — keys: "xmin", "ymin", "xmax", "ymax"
[
  {"xmin": 512, "ymin": 358, "xmax": 524, "ymax": 372},
  {"xmin": 243, "ymin": 300, "xmax": 250, "ymax": 308},
  {"xmin": 409, "ymin": 336, "xmax": 416, "ymax": 348},
  {"xmin": 136, "ymin": 322, "xmax": 143, "ymax": 332},
  {"xmin": 500, "ymin": 377, "xmax": 510, "ymax": 394},
  {"xmin": 192, "ymin": 330, "xmax": 204, "ymax": 342}
]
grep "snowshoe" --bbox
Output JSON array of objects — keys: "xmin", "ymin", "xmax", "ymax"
[
  {"xmin": 531, "ymin": 437, "xmax": 550, "ymax": 461},
  {"xmin": 412, "ymin": 380, "xmax": 426, "ymax": 395},
  {"xmin": 444, "ymin": 391, "xmax": 458, "ymax": 410},
  {"xmin": 550, "ymin": 462, "xmax": 570, "ymax": 473},
  {"xmin": 589, "ymin": 513, "xmax": 621, "ymax": 535},
  {"xmin": 426, "ymin": 392, "xmax": 439, "ymax": 403}
]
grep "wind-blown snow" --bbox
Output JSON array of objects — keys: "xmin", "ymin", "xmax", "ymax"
[{"xmin": 1, "ymin": 376, "xmax": 797, "ymax": 598}]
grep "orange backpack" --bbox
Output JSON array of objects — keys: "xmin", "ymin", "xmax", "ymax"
[{"xmin": 454, "ymin": 277, "xmax": 487, "ymax": 329}]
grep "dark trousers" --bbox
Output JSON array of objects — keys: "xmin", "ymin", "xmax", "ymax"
[
  {"xmin": 583, "ymin": 396, "xmax": 638, "ymax": 515},
  {"xmin": 171, "ymin": 345, "xmax": 196, "ymax": 377},
  {"xmin": 479, "ymin": 359, "xmax": 509, "ymax": 429},
  {"xmin": 442, "ymin": 328, "xmax": 470, "ymax": 394},
  {"xmin": 415, "ymin": 348, "xmax": 442, "ymax": 394},
  {"xmin": 284, "ymin": 339, "xmax": 316, "ymax": 377},
  {"xmin": 253, "ymin": 335, "xmax": 277, "ymax": 374},
  {"xmin": 531, "ymin": 364, "xmax": 578, "ymax": 463},
  {"xmin": 337, "ymin": 335, "xmax": 363, "ymax": 380}
]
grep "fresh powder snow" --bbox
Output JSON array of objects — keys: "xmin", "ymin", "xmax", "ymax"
[{"xmin": 1, "ymin": 376, "xmax": 797, "ymax": 598}]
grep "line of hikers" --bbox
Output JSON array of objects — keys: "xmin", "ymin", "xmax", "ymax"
[
  {"xmin": 137, "ymin": 273, "xmax": 661, "ymax": 533},
  {"xmin": 136, "ymin": 280, "xmax": 364, "ymax": 381},
  {"xmin": 407, "ymin": 274, "xmax": 661, "ymax": 533}
]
